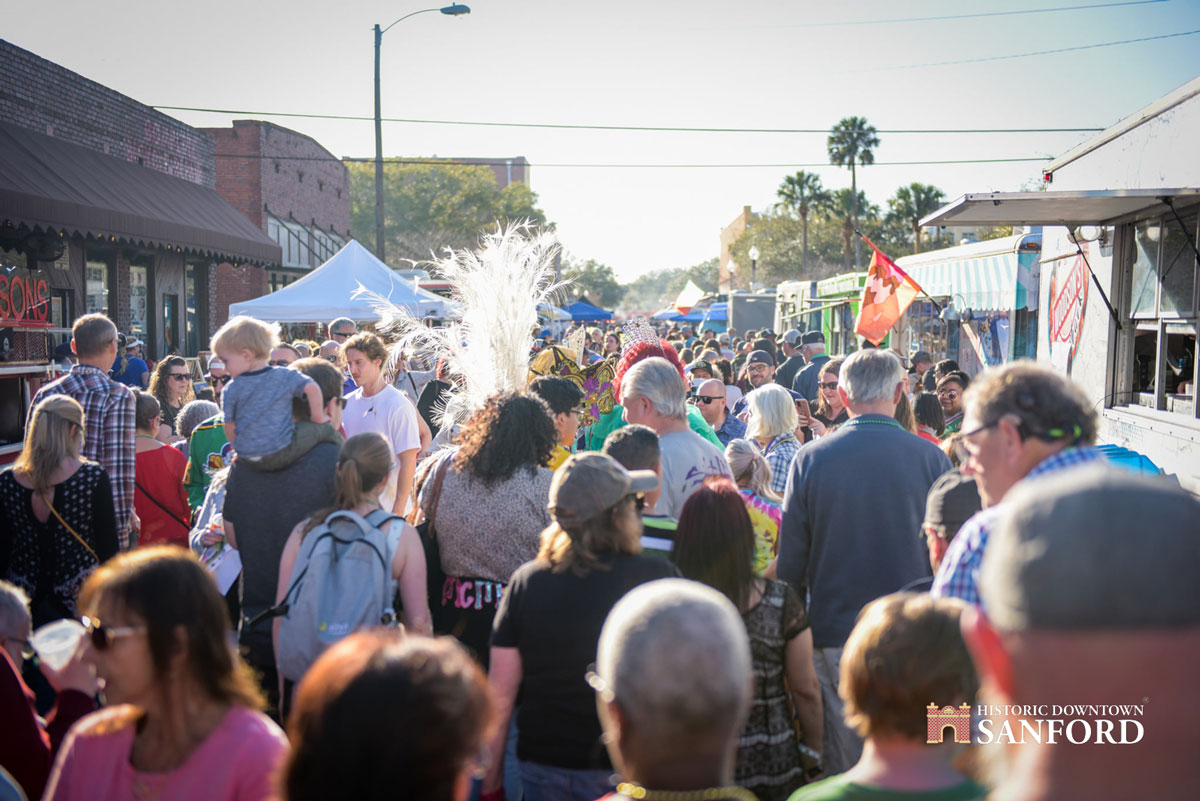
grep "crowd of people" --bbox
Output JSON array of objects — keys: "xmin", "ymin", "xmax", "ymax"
[{"xmin": 0, "ymin": 307, "xmax": 1196, "ymax": 801}]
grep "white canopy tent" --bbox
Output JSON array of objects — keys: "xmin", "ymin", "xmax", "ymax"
[{"xmin": 228, "ymin": 239, "xmax": 449, "ymax": 323}]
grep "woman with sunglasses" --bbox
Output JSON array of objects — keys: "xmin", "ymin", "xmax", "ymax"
[
  {"xmin": 482, "ymin": 453, "xmax": 677, "ymax": 801},
  {"xmin": 148, "ymin": 355, "xmax": 195, "ymax": 443},
  {"xmin": 936, "ymin": 371, "xmax": 971, "ymax": 438},
  {"xmin": 812, "ymin": 358, "xmax": 848, "ymax": 433},
  {"xmin": 0, "ymin": 396, "xmax": 118, "ymax": 628},
  {"xmin": 44, "ymin": 547, "xmax": 288, "ymax": 801}
]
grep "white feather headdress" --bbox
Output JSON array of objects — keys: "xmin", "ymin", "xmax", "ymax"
[{"xmin": 356, "ymin": 223, "xmax": 569, "ymax": 428}]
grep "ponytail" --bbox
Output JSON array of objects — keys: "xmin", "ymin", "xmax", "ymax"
[
  {"xmin": 303, "ymin": 433, "xmax": 394, "ymax": 534},
  {"xmin": 723, "ymin": 438, "xmax": 782, "ymax": 504}
]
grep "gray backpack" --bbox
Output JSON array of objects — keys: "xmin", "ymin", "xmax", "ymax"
[{"xmin": 276, "ymin": 509, "xmax": 400, "ymax": 681}]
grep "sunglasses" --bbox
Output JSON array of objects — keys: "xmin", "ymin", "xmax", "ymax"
[
  {"xmin": 81, "ymin": 615, "xmax": 146, "ymax": 651},
  {"xmin": 938, "ymin": 389, "xmax": 961, "ymax": 400},
  {"xmin": 632, "ymin": 493, "xmax": 646, "ymax": 512},
  {"xmin": 268, "ymin": 360, "xmax": 291, "ymax": 367},
  {"xmin": 209, "ymin": 374, "xmax": 231, "ymax": 385},
  {"xmin": 690, "ymin": 395, "xmax": 723, "ymax": 405},
  {"xmin": 168, "ymin": 373, "xmax": 190, "ymax": 382},
  {"xmin": 819, "ymin": 381, "xmax": 839, "ymax": 390},
  {"xmin": 332, "ymin": 331, "xmax": 353, "ymax": 339}
]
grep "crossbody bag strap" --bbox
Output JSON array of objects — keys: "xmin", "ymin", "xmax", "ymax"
[
  {"xmin": 41, "ymin": 494, "xmax": 99, "ymax": 562},
  {"xmin": 135, "ymin": 480, "xmax": 190, "ymax": 531},
  {"xmin": 424, "ymin": 453, "xmax": 453, "ymax": 538}
]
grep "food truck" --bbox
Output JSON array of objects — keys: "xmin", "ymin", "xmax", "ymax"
[{"xmin": 920, "ymin": 76, "xmax": 1200, "ymax": 492}]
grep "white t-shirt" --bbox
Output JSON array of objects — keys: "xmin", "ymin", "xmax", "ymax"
[
  {"xmin": 342, "ymin": 384, "xmax": 422, "ymax": 512},
  {"xmin": 656, "ymin": 429, "xmax": 733, "ymax": 519}
]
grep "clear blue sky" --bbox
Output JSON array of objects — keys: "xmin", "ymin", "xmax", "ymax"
[{"xmin": 7, "ymin": 0, "xmax": 1200, "ymax": 280}]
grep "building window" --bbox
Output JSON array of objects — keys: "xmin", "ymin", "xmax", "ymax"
[
  {"xmin": 86, "ymin": 259, "xmax": 109, "ymax": 316},
  {"xmin": 1119, "ymin": 208, "xmax": 1198, "ymax": 419},
  {"xmin": 129, "ymin": 264, "xmax": 149, "ymax": 341}
]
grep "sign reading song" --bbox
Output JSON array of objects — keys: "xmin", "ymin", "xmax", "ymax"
[{"xmin": 0, "ymin": 249, "xmax": 52, "ymax": 328}]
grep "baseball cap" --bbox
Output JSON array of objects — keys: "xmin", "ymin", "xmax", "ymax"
[
  {"xmin": 783, "ymin": 330, "xmax": 803, "ymax": 346},
  {"xmin": 923, "ymin": 469, "xmax": 982, "ymax": 538},
  {"xmin": 801, "ymin": 331, "xmax": 825, "ymax": 345},
  {"xmin": 689, "ymin": 359, "xmax": 715, "ymax": 376},
  {"xmin": 761, "ymin": 328, "xmax": 776, "ymax": 338},
  {"xmin": 205, "ymin": 358, "xmax": 225, "ymax": 374},
  {"xmin": 549, "ymin": 453, "xmax": 659, "ymax": 529},
  {"xmin": 747, "ymin": 349, "xmax": 775, "ymax": 367},
  {"xmin": 981, "ymin": 465, "xmax": 1200, "ymax": 631},
  {"xmin": 126, "ymin": 339, "xmax": 143, "ymax": 349},
  {"xmin": 912, "ymin": 350, "xmax": 933, "ymax": 368}
]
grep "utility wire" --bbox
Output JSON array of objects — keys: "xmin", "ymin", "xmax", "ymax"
[
  {"xmin": 837, "ymin": 28, "xmax": 1200, "ymax": 72},
  {"xmin": 156, "ymin": 105, "xmax": 1102, "ymax": 134},
  {"xmin": 216, "ymin": 153, "xmax": 1049, "ymax": 168},
  {"xmin": 761, "ymin": 0, "xmax": 1168, "ymax": 28}
]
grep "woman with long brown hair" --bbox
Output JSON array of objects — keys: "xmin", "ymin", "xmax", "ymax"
[
  {"xmin": 811, "ymin": 357, "xmax": 848, "ymax": 432},
  {"xmin": 148, "ymin": 355, "xmax": 195, "ymax": 441},
  {"xmin": 0, "ymin": 395, "xmax": 118, "ymax": 626},
  {"xmin": 43, "ymin": 547, "xmax": 288, "ymax": 801}
]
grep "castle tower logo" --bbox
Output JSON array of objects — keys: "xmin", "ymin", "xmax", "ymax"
[{"xmin": 927, "ymin": 702, "xmax": 972, "ymax": 744}]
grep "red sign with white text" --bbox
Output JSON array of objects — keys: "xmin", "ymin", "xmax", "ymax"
[{"xmin": 0, "ymin": 269, "xmax": 52, "ymax": 328}]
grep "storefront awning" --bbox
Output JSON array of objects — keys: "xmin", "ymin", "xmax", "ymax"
[
  {"xmin": 0, "ymin": 121, "xmax": 281, "ymax": 265},
  {"xmin": 920, "ymin": 188, "xmax": 1200, "ymax": 228},
  {"xmin": 904, "ymin": 252, "xmax": 1024, "ymax": 312}
]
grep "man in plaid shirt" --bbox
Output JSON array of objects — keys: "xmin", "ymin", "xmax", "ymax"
[
  {"xmin": 932, "ymin": 363, "xmax": 1102, "ymax": 606},
  {"xmin": 29, "ymin": 314, "xmax": 136, "ymax": 549}
]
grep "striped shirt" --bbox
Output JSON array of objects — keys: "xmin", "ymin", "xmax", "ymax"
[{"xmin": 30, "ymin": 365, "xmax": 136, "ymax": 549}]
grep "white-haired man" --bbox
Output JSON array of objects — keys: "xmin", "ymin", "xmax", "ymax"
[
  {"xmin": 622, "ymin": 357, "xmax": 731, "ymax": 519},
  {"xmin": 593, "ymin": 579, "xmax": 753, "ymax": 801},
  {"xmin": 777, "ymin": 348, "xmax": 951, "ymax": 775}
]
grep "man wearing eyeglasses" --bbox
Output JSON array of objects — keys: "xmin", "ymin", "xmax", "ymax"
[
  {"xmin": 931, "ymin": 363, "xmax": 1102, "ymax": 606},
  {"xmin": 692, "ymin": 378, "xmax": 745, "ymax": 447}
]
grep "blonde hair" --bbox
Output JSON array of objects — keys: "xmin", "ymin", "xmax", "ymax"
[
  {"xmin": 537, "ymin": 497, "xmax": 640, "ymax": 577},
  {"xmin": 840, "ymin": 593, "xmax": 978, "ymax": 741},
  {"xmin": 14, "ymin": 395, "xmax": 85, "ymax": 491},
  {"xmin": 210, "ymin": 315, "xmax": 277, "ymax": 360},
  {"xmin": 723, "ymin": 438, "xmax": 781, "ymax": 504},
  {"xmin": 745, "ymin": 383, "xmax": 798, "ymax": 440},
  {"xmin": 304, "ymin": 434, "xmax": 394, "ymax": 534},
  {"xmin": 894, "ymin": 391, "xmax": 917, "ymax": 434}
]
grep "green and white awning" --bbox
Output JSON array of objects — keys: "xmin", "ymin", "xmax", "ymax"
[{"xmin": 904, "ymin": 252, "xmax": 1020, "ymax": 312}]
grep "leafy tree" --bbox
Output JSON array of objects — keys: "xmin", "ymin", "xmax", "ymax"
[
  {"xmin": 887, "ymin": 183, "xmax": 946, "ymax": 253},
  {"xmin": 563, "ymin": 257, "xmax": 623, "ymax": 309},
  {"xmin": 347, "ymin": 161, "xmax": 547, "ymax": 267},
  {"xmin": 827, "ymin": 117, "xmax": 880, "ymax": 268},
  {"xmin": 620, "ymin": 258, "xmax": 718, "ymax": 313},
  {"xmin": 775, "ymin": 171, "xmax": 832, "ymax": 275},
  {"xmin": 827, "ymin": 189, "xmax": 878, "ymax": 270}
]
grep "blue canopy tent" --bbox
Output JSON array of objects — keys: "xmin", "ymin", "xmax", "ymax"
[{"xmin": 565, "ymin": 298, "xmax": 614, "ymax": 321}]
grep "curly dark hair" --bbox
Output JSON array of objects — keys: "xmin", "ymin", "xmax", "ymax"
[{"xmin": 453, "ymin": 391, "xmax": 557, "ymax": 486}]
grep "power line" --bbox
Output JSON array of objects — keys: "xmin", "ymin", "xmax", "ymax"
[
  {"xmin": 158, "ymin": 105, "xmax": 1102, "ymax": 134},
  {"xmin": 764, "ymin": 0, "xmax": 1168, "ymax": 27},
  {"xmin": 216, "ymin": 152, "xmax": 1049, "ymax": 168},
  {"xmin": 839, "ymin": 28, "xmax": 1200, "ymax": 72}
]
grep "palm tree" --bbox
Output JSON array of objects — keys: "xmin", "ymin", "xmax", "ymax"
[
  {"xmin": 775, "ymin": 171, "xmax": 831, "ymax": 276},
  {"xmin": 827, "ymin": 117, "xmax": 880, "ymax": 268},
  {"xmin": 888, "ymin": 183, "xmax": 946, "ymax": 253},
  {"xmin": 829, "ymin": 189, "xmax": 875, "ymax": 271}
]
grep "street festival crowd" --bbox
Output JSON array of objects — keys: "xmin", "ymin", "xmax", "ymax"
[{"xmin": 0, "ymin": 235, "xmax": 1197, "ymax": 801}]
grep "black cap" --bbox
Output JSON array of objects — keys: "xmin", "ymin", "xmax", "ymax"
[
  {"xmin": 761, "ymin": 328, "xmax": 776, "ymax": 338},
  {"xmin": 924, "ymin": 469, "xmax": 983, "ymax": 538},
  {"xmin": 912, "ymin": 350, "xmax": 933, "ymax": 368},
  {"xmin": 747, "ymin": 349, "xmax": 775, "ymax": 367},
  {"xmin": 689, "ymin": 359, "xmax": 715, "ymax": 376},
  {"xmin": 801, "ymin": 330, "xmax": 825, "ymax": 345}
]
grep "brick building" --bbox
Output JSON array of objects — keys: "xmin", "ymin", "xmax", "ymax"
[
  {"xmin": 203, "ymin": 120, "xmax": 351, "ymax": 297},
  {"xmin": 0, "ymin": 39, "xmax": 279, "ymax": 366}
]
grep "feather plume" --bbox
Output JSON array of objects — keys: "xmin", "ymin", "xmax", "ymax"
[{"xmin": 355, "ymin": 223, "xmax": 569, "ymax": 429}]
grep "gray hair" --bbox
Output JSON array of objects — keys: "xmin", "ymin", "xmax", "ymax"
[
  {"xmin": 329, "ymin": 317, "xmax": 356, "ymax": 333},
  {"xmin": 724, "ymin": 438, "xmax": 780, "ymax": 503},
  {"xmin": 0, "ymin": 581, "xmax": 30, "ymax": 639},
  {"xmin": 597, "ymin": 578, "xmax": 752, "ymax": 743},
  {"xmin": 622, "ymin": 357, "xmax": 687, "ymax": 421},
  {"xmin": 176, "ymin": 400, "xmax": 221, "ymax": 440},
  {"xmin": 840, "ymin": 349, "xmax": 906, "ymax": 405},
  {"xmin": 745, "ymin": 383, "xmax": 798, "ymax": 439}
]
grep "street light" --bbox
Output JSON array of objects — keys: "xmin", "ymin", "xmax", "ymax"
[
  {"xmin": 748, "ymin": 245, "xmax": 760, "ymax": 291},
  {"xmin": 374, "ymin": 4, "xmax": 470, "ymax": 263}
]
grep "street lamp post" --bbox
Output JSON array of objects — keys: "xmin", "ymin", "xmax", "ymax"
[
  {"xmin": 374, "ymin": 4, "xmax": 470, "ymax": 263},
  {"xmin": 748, "ymin": 245, "xmax": 760, "ymax": 291}
]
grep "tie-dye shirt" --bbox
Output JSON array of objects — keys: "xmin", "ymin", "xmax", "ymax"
[{"xmin": 739, "ymin": 488, "xmax": 782, "ymax": 575}]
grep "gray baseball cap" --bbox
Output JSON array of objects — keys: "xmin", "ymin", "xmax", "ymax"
[
  {"xmin": 783, "ymin": 330, "xmax": 803, "ymax": 346},
  {"xmin": 549, "ymin": 452, "xmax": 659, "ymax": 529},
  {"xmin": 981, "ymin": 465, "xmax": 1200, "ymax": 631}
]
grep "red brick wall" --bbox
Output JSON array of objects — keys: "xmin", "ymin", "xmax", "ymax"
[
  {"xmin": 210, "ymin": 261, "xmax": 268, "ymax": 331},
  {"xmin": 0, "ymin": 40, "xmax": 215, "ymax": 187},
  {"xmin": 207, "ymin": 124, "xmax": 264, "ymax": 228}
]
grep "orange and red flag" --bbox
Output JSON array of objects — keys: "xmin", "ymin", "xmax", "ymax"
[{"xmin": 854, "ymin": 237, "xmax": 924, "ymax": 345}]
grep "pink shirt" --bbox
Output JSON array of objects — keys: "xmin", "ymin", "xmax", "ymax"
[{"xmin": 44, "ymin": 705, "xmax": 288, "ymax": 801}]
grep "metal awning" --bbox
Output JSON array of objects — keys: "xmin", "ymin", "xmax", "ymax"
[
  {"xmin": 0, "ymin": 121, "xmax": 281, "ymax": 265},
  {"xmin": 903, "ymin": 253, "xmax": 1027, "ymax": 312},
  {"xmin": 920, "ymin": 188, "xmax": 1200, "ymax": 228}
]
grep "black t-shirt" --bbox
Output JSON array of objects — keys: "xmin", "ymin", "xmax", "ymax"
[
  {"xmin": 491, "ymin": 552, "xmax": 679, "ymax": 769},
  {"xmin": 775, "ymin": 354, "xmax": 806, "ymax": 390}
]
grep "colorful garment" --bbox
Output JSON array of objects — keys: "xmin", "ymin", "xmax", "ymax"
[
  {"xmin": 546, "ymin": 445, "xmax": 572, "ymax": 471},
  {"xmin": 757, "ymin": 433, "xmax": 802, "ymax": 496},
  {"xmin": 740, "ymin": 488, "xmax": 782, "ymax": 575},
  {"xmin": 942, "ymin": 413, "xmax": 964, "ymax": 437},
  {"xmin": 584, "ymin": 403, "xmax": 721, "ymax": 451},
  {"xmin": 184, "ymin": 414, "xmax": 232, "ymax": 509}
]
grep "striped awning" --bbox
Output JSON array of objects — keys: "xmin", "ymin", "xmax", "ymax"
[{"xmin": 903, "ymin": 252, "xmax": 1022, "ymax": 312}]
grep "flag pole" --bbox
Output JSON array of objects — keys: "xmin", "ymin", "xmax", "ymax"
[{"xmin": 855, "ymin": 230, "xmax": 942, "ymax": 313}]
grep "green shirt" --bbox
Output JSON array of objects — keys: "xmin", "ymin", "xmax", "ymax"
[
  {"xmin": 789, "ymin": 776, "xmax": 987, "ymax": 801},
  {"xmin": 584, "ymin": 403, "xmax": 722, "ymax": 451},
  {"xmin": 184, "ymin": 413, "xmax": 231, "ymax": 508},
  {"xmin": 640, "ymin": 514, "xmax": 678, "ymax": 561}
]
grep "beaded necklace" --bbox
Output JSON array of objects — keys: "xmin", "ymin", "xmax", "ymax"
[
  {"xmin": 615, "ymin": 782, "xmax": 759, "ymax": 801},
  {"xmin": 840, "ymin": 416, "xmax": 906, "ymax": 433}
]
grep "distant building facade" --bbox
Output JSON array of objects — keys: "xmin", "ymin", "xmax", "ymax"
[{"xmin": 719, "ymin": 205, "xmax": 755, "ymax": 293}]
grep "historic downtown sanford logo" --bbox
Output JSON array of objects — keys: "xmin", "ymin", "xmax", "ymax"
[{"xmin": 927, "ymin": 702, "xmax": 1146, "ymax": 745}]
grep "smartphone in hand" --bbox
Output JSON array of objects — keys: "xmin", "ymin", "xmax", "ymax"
[{"xmin": 795, "ymin": 397, "xmax": 812, "ymax": 427}]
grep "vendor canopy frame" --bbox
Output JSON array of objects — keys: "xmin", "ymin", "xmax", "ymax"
[{"xmin": 921, "ymin": 188, "xmax": 1200, "ymax": 229}]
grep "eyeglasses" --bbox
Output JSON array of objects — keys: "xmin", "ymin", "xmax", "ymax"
[
  {"xmin": 268, "ymin": 360, "xmax": 291, "ymax": 367},
  {"xmin": 948, "ymin": 419, "xmax": 1001, "ymax": 461},
  {"xmin": 331, "ymin": 330, "xmax": 353, "ymax": 340},
  {"xmin": 81, "ymin": 615, "xmax": 146, "ymax": 651},
  {"xmin": 568, "ymin": 407, "xmax": 583, "ymax": 417},
  {"xmin": 937, "ymin": 388, "xmax": 961, "ymax": 400},
  {"xmin": 690, "ymin": 395, "xmax": 723, "ymax": 405},
  {"xmin": 819, "ymin": 381, "xmax": 839, "ymax": 391},
  {"xmin": 3, "ymin": 635, "xmax": 34, "ymax": 661},
  {"xmin": 631, "ymin": 493, "xmax": 646, "ymax": 512},
  {"xmin": 168, "ymin": 373, "xmax": 190, "ymax": 382}
]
